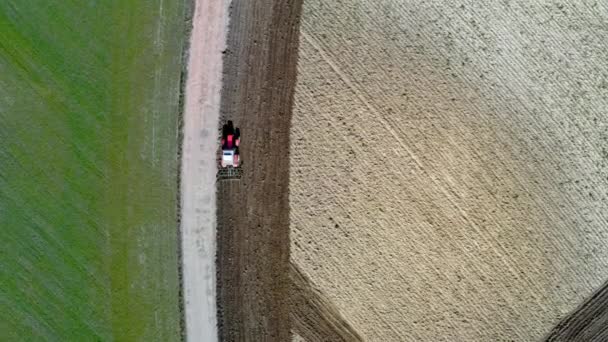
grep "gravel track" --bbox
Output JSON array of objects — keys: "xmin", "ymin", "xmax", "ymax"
[{"xmin": 180, "ymin": 0, "xmax": 230, "ymax": 340}]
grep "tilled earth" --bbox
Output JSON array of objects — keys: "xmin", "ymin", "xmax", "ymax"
[
  {"xmin": 290, "ymin": 0, "xmax": 608, "ymax": 341},
  {"xmin": 215, "ymin": 0, "xmax": 302, "ymax": 340}
]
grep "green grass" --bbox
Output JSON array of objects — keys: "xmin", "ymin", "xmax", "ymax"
[{"xmin": 0, "ymin": 1, "xmax": 187, "ymax": 340}]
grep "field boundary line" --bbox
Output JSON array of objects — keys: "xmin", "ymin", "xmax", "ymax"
[{"xmin": 290, "ymin": 262, "xmax": 364, "ymax": 342}]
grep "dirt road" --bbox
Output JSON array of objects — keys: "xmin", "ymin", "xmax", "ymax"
[
  {"xmin": 216, "ymin": 0, "xmax": 303, "ymax": 340},
  {"xmin": 290, "ymin": 1, "xmax": 608, "ymax": 340},
  {"xmin": 180, "ymin": 1, "xmax": 230, "ymax": 341}
]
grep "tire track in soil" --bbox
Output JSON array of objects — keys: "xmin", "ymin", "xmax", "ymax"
[
  {"xmin": 545, "ymin": 280, "xmax": 608, "ymax": 342},
  {"xmin": 289, "ymin": 262, "xmax": 363, "ymax": 342},
  {"xmin": 216, "ymin": 0, "xmax": 303, "ymax": 340}
]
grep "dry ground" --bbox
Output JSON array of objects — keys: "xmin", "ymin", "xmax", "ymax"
[
  {"xmin": 215, "ymin": 0, "xmax": 302, "ymax": 340},
  {"xmin": 290, "ymin": 1, "xmax": 608, "ymax": 341}
]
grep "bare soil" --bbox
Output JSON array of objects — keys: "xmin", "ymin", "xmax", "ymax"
[
  {"xmin": 290, "ymin": 1, "xmax": 608, "ymax": 341},
  {"xmin": 184, "ymin": 1, "xmax": 608, "ymax": 341},
  {"xmin": 216, "ymin": 0, "xmax": 303, "ymax": 341}
]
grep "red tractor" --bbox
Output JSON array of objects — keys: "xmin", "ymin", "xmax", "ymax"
[{"xmin": 220, "ymin": 120, "xmax": 240, "ymax": 168}]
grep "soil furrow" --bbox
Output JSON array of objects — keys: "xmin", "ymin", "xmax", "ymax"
[
  {"xmin": 290, "ymin": 262, "xmax": 363, "ymax": 342},
  {"xmin": 216, "ymin": 0, "xmax": 303, "ymax": 340},
  {"xmin": 545, "ymin": 281, "xmax": 608, "ymax": 342}
]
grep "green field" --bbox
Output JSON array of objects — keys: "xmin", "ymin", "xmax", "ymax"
[{"xmin": 0, "ymin": 1, "xmax": 187, "ymax": 340}]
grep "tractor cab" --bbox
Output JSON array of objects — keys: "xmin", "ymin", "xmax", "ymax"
[{"xmin": 221, "ymin": 149, "xmax": 239, "ymax": 168}]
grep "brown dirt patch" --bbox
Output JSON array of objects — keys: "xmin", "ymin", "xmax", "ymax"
[{"xmin": 216, "ymin": 0, "xmax": 303, "ymax": 340}]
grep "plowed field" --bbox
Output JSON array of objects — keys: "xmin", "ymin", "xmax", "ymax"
[
  {"xmin": 215, "ymin": 0, "xmax": 302, "ymax": 340},
  {"xmin": 290, "ymin": 1, "xmax": 608, "ymax": 341}
]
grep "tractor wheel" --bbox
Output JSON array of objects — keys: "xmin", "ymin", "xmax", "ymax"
[
  {"xmin": 222, "ymin": 123, "xmax": 228, "ymax": 139},
  {"xmin": 226, "ymin": 120, "xmax": 234, "ymax": 134}
]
